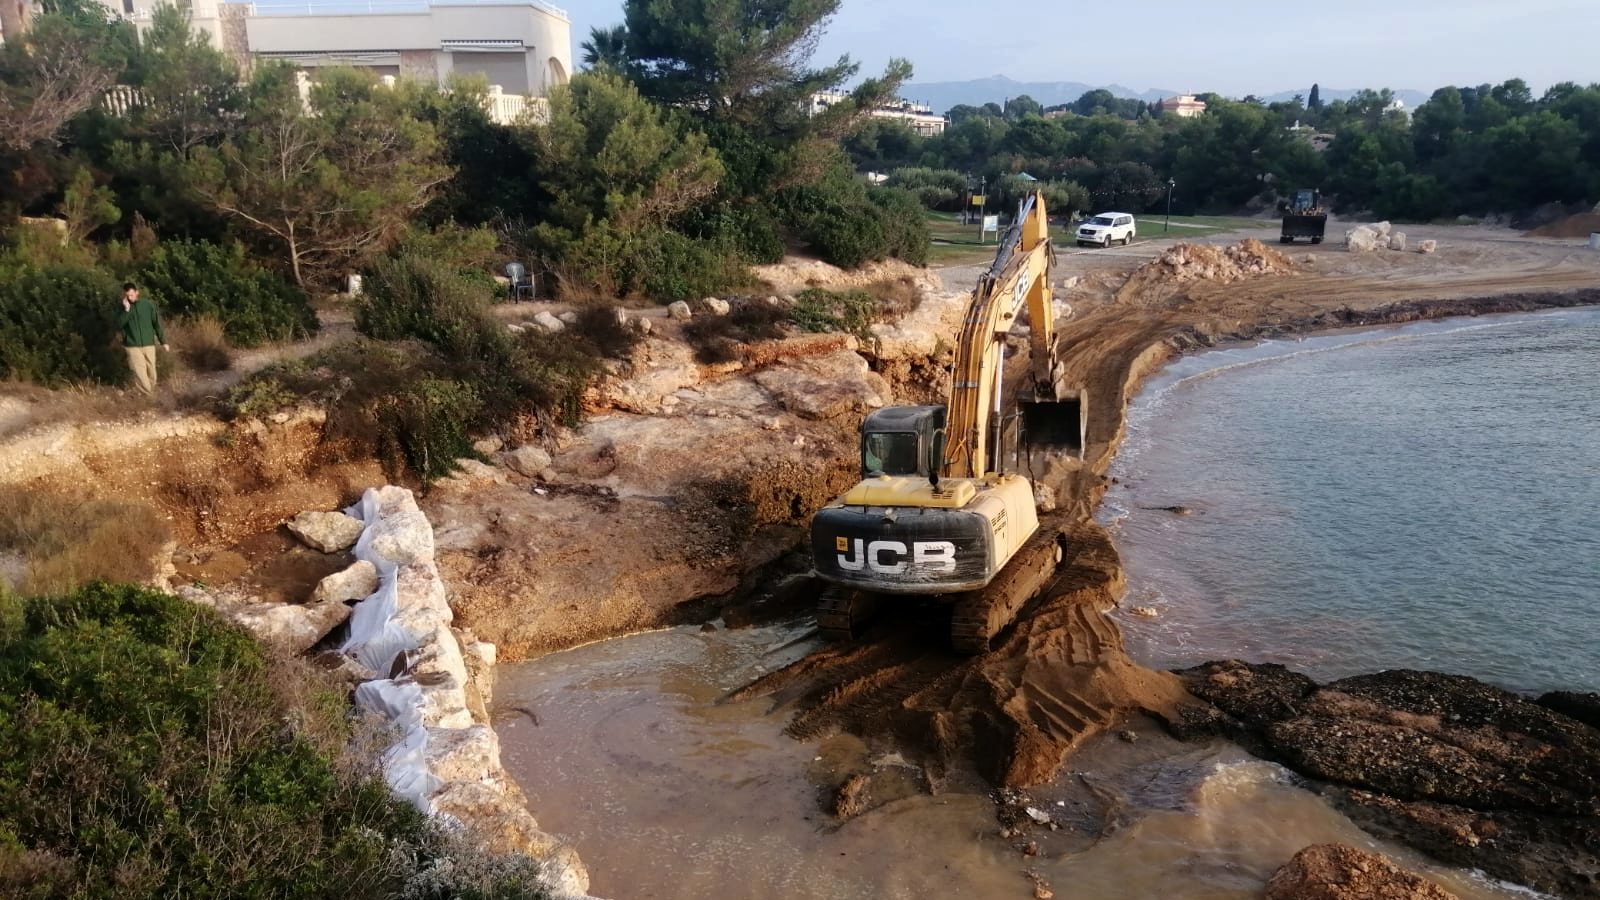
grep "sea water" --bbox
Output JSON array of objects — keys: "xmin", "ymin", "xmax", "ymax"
[{"xmin": 1104, "ymin": 306, "xmax": 1600, "ymax": 693}]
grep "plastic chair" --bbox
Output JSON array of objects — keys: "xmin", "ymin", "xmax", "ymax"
[{"xmin": 505, "ymin": 262, "xmax": 536, "ymax": 301}]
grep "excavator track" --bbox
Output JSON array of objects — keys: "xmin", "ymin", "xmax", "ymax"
[
  {"xmin": 816, "ymin": 588, "xmax": 879, "ymax": 642},
  {"xmin": 950, "ymin": 526, "xmax": 1067, "ymax": 655}
]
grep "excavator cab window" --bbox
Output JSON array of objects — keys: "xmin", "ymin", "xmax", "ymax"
[
  {"xmin": 863, "ymin": 433, "xmax": 920, "ymax": 476},
  {"xmin": 859, "ymin": 406, "xmax": 947, "ymax": 478}
]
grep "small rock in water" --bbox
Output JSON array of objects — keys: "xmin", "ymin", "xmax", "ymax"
[
  {"xmin": 1024, "ymin": 807, "xmax": 1052, "ymax": 825},
  {"xmin": 1130, "ymin": 606, "xmax": 1159, "ymax": 619},
  {"xmin": 1118, "ymin": 729, "xmax": 1139, "ymax": 743}
]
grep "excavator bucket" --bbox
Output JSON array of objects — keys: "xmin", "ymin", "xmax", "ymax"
[{"xmin": 1020, "ymin": 387, "xmax": 1087, "ymax": 458}]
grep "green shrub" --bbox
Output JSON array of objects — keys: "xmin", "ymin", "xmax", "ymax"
[
  {"xmin": 777, "ymin": 165, "xmax": 930, "ymax": 270},
  {"xmin": 0, "ymin": 584, "xmax": 421, "ymax": 898},
  {"xmin": 0, "ymin": 582, "xmax": 556, "ymax": 898},
  {"xmin": 0, "ymin": 259, "xmax": 126, "ymax": 385},
  {"xmin": 544, "ymin": 223, "xmax": 749, "ymax": 303},
  {"xmin": 886, "ymin": 168, "xmax": 968, "ymax": 211},
  {"xmin": 376, "ymin": 377, "xmax": 482, "ymax": 482},
  {"xmin": 791, "ymin": 287, "xmax": 878, "ymax": 339},
  {"xmin": 641, "ymin": 230, "xmax": 749, "ymax": 303},
  {"xmin": 138, "ymin": 239, "xmax": 318, "ymax": 347},
  {"xmin": 869, "ymin": 187, "xmax": 931, "ymax": 267}
]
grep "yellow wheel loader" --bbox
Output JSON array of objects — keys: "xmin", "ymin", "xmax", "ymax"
[{"xmin": 809, "ymin": 191, "xmax": 1087, "ymax": 653}]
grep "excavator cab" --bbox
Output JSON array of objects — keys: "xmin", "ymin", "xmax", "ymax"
[{"xmin": 860, "ymin": 406, "xmax": 946, "ymax": 478}]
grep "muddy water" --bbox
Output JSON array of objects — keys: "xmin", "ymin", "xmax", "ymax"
[{"xmin": 496, "ymin": 625, "xmax": 1533, "ymax": 899}]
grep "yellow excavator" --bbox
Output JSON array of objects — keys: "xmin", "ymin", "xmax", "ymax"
[{"xmin": 809, "ymin": 191, "xmax": 1087, "ymax": 653}]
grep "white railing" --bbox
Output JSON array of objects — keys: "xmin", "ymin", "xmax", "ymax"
[
  {"xmin": 249, "ymin": 0, "xmax": 567, "ymax": 17},
  {"xmin": 102, "ymin": 77, "xmax": 547, "ymax": 126},
  {"xmin": 102, "ymin": 84, "xmax": 143, "ymax": 116}
]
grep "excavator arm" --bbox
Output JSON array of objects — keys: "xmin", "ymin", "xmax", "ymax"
[{"xmin": 942, "ymin": 191, "xmax": 1078, "ymax": 479}]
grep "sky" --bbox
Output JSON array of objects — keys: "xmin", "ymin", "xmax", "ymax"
[{"xmin": 555, "ymin": 0, "xmax": 1600, "ymax": 98}]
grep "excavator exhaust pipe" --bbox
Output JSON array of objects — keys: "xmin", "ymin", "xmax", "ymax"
[{"xmin": 1020, "ymin": 388, "xmax": 1087, "ymax": 458}]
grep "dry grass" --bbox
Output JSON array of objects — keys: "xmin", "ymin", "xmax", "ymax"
[
  {"xmin": 861, "ymin": 276, "xmax": 923, "ymax": 323},
  {"xmin": 0, "ymin": 380, "xmax": 140, "ymax": 440},
  {"xmin": 169, "ymin": 314, "xmax": 233, "ymax": 373},
  {"xmin": 0, "ymin": 485, "xmax": 170, "ymax": 595}
]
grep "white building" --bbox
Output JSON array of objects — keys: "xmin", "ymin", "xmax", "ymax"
[
  {"xmin": 1153, "ymin": 94, "xmax": 1207, "ymax": 118},
  {"xmin": 809, "ymin": 90, "xmax": 947, "ymax": 137},
  {"xmin": 90, "ymin": 0, "xmax": 571, "ymax": 98}
]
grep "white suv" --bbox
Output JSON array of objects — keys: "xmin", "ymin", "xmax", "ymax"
[{"xmin": 1076, "ymin": 213, "xmax": 1137, "ymax": 248}]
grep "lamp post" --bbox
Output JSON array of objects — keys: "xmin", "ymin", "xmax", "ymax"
[{"xmin": 1165, "ymin": 178, "xmax": 1176, "ymax": 233}]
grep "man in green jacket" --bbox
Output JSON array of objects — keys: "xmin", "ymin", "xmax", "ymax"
[{"xmin": 118, "ymin": 281, "xmax": 168, "ymax": 396}]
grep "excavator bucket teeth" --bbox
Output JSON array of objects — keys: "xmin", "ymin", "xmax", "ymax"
[{"xmin": 1020, "ymin": 390, "xmax": 1087, "ymax": 456}]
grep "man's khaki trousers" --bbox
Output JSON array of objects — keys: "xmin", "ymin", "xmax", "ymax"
[{"xmin": 126, "ymin": 345, "xmax": 158, "ymax": 395}]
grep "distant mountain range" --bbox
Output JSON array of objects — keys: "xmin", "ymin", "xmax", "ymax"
[{"xmin": 900, "ymin": 75, "xmax": 1432, "ymax": 115}]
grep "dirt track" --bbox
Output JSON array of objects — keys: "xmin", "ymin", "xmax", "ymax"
[{"xmin": 733, "ymin": 224, "xmax": 1600, "ymax": 789}]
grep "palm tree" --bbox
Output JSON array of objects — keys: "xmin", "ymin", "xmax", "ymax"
[{"xmin": 580, "ymin": 25, "xmax": 628, "ymax": 71}]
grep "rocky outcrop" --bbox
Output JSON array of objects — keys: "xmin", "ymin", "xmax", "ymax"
[
  {"xmin": 286, "ymin": 510, "xmax": 365, "ymax": 552},
  {"xmin": 1177, "ymin": 661, "xmax": 1600, "ymax": 897},
  {"xmin": 751, "ymin": 350, "xmax": 888, "ymax": 421},
  {"xmin": 1265, "ymin": 844, "xmax": 1458, "ymax": 900},
  {"xmin": 340, "ymin": 486, "xmax": 594, "ymax": 900}
]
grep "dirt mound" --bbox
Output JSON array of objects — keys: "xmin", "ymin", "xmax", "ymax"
[
  {"xmin": 1266, "ymin": 844, "xmax": 1459, "ymax": 900},
  {"xmin": 752, "ymin": 257, "xmax": 942, "ymax": 295},
  {"xmin": 1116, "ymin": 239, "xmax": 1296, "ymax": 306},
  {"xmin": 1528, "ymin": 212, "xmax": 1600, "ymax": 238},
  {"xmin": 731, "ymin": 522, "xmax": 1203, "ymax": 789}
]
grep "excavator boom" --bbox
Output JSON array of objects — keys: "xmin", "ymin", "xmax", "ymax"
[{"xmin": 944, "ymin": 193, "xmax": 1083, "ymax": 478}]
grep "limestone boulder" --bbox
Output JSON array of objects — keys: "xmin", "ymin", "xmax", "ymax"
[
  {"xmin": 287, "ymin": 510, "xmax": 365, "ymax": 553},
  {"xmin": 230, "ymin": 600, "xmax": 352, "ymax": 654},
  {"xmin": 390, "ymin": 562, "xmax": 454, "ymax": 636},
  {"xmin": 460, "ymin": 634, "xmax": 498, "ymax": 711},
  {"xmin": 533, "ymin": 311, "xmax": 565, "ymax": 333},
  {"xmin": 557, "ymin": 310, "xmax": 579, "ymax": 325},
  {"xmin": 1417, "ymin": 240, "xmax": 1438, "ymax": 254},
  {"xmin": 472, "ymin": 436, "xmax": 503, "ymax": 455},
  {"xmin": 1345, "ymin": 226, "xmax": 1384, "ymax": 253},
  {"xmin": 364, "ymin": 509, "xmax": 435, "ymax": 569},
  {"xmin": 430, "ymin": 781, "xmax": 593, "ymax": 897},
  {"xmin": 753, "ymin": 350, "xmax": 889, "ymax": 421},
  {"xmin": 424, "ymin": 723, "xmax": 500, "ymax": 785},
  {"xmin": 667, "ymin": 300, "xmax": 692, "ymax": 320},
  {"xmin": 635, "ymin": 316, "xmax": 653, "ymax": 334},
  {"xmin": 703, "ymin": 297, "xmax": 730, "ymax": 315},
  {"xmin": 312, "ymin": 559, "xmax": 379, "ymax": 604},
  {"xmin": 1265, "ymin": 844, "xmax": 1458, "ymax": 900},
  {"xmin": 1388, "ymin": 232, "xmax": 1408, "ymax": 251},
  {"xmin": 504, "ymin": 445, "xmax": 554, "ymax": 478}
]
